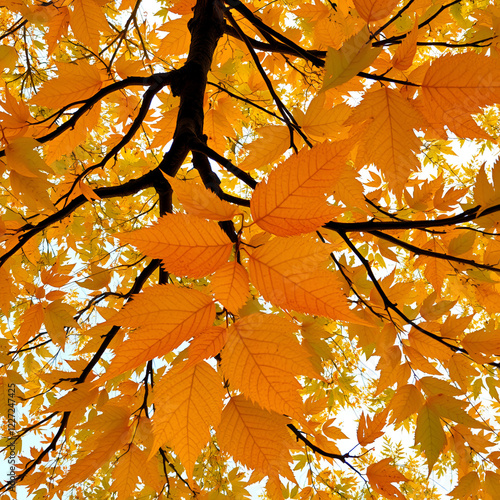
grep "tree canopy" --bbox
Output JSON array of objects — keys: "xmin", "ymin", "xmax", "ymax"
[{"xmin": 1, "ymin": 0, "xmax": 500, "ymax": 498}]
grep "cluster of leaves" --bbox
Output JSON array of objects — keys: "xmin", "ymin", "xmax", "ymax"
[{"xmin": 1, "ymin": 0, "xmax": 500, "ymax": 498}]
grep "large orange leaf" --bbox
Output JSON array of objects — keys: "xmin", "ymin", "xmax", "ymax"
[
  {"xmin": 167, "ymin": 175, "xmax": 238, "ymax": 221},
  {"xmin": 346, "ymin": 87, "xmax": 423, "ymax": 195},
  {"xmin": 353, "ymin": 0, "xmax": 399, "ymax": 22},
  {"xmin": 251, "ymin": 141, "xmax": 351, "ymax": 236},
  {"xmin": 152, "ymin": 361, "xmax": 224, "ymax": 477},
  {"xmin": 366, "ymin": 458, "xmax": 408, "ymax": 500},
  {"xmin": 70, "ymin": 0, "xmax": 110, "ymax": 52},
  {"xmin": 98, "ymin": 285, "xmax": 215, "ymax": 382},
  {"xmin": 117, "ymin": 213, "xmax": 233, "ymax": 278},
  {"xmin": 217, "ymin": 396, "xmax": 296, "ymax": 482},
  {"xmin": 248, "ymin": 236, "xmax": 368, "ymax": 324},
  {"xmin": 420, "ymin": 53, "xmax": 500, "ymax": 137},
  {"xmin": 210, "ymin": 261, "xmax": 250, "ymax": 313},
  {"xmin": 30, "ymin": 60, "xmax": 102, "ymax": 109},
  {"xmin": 221, "ymin": 313, "xmax": 316, "ymax": 419}
]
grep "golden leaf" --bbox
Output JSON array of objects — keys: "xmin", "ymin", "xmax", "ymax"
[
  {"xmin": 221, "ymin": 313, "xmax": 316, "ymax": 419},
  {"xmin": 210, "ymin": 261, "xmax": 250, "ymax": 313},
  {"xmin": 251, "ymin": 140, "xmax": 351, "ymax": 236},
  {"xmin": 168, "ymin": 175, "xmax": 238, "ymax": 221},
  {"xmin": 152, "ymin": 361, "xmax": 224, "ymax": 477},
  {"xmin": 98, "ymin": 285, "xmax": 215, "ymax": 382},
  {"xmin": 217, "ymin": 396, "xmax": 296, "ymax": 482},
  {"xmin": 117, "ymin": 213, "xmax": 233, "ymax": 278}
]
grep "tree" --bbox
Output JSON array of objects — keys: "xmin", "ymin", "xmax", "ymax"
[{"xmin": 0, "ymin": 0, "xmax": 500, "ymax": 497}]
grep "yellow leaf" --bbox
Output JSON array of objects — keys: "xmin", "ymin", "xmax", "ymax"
[
  {"xmin": 353, "ymin": 0, "xmax": 400, "ymax": 22},
  {"xmin": 167, "ymin": 175, "xmax": 238, "ymax": 221},
  {"xmin": 0, "ymin": 268, "xmax": 14, "ymax": 315},
  {"xmin": 31, "ymin": 60, "xmax": 102, "ymax": 109},
  {"xmin": 5, "ymin": 137, "xmax": 49, "ymax": 178},
  {"xmin": 221, "ymin": 313, "xmax": 315, "ymax": 419},
  {"xmin": 10, "ymin": 171, "xmax": 56, "ymax": 212},
  {"xmin": 346, "ymin": 87, "xmax": 423, "ymax": 195},
  {"xmin": 78, "ymin": 263, "xmax": 111, "ymax": 290},
  {"xmin": 43, "ymin": 299, "xmax": 79, "ymax": 347},
  {"xmin": 152, "ymin": 361, "xmax": 224, "ymax": 477},
  {"xmin": 415, "ymin": 403, "xmax": 446, "ymax": 473},
  {"xmin": 392, "ymin": 17, "xmax": 419, "ymax": 71},
  {"xmin": 98, "ymin": 285, "xmax": 215, "ymax": 382},
  {"xmin": 211, "ymin": 261, "xmax": 250, "ymax": 313},
  {"xmin": 366, "ymin": 458, "xmax": 408, "ymax": 500},
  {"xmin": 115, "ymin": 53, "xmax": 146, "ymax": 79},
  {"xmin": 0, "ymin": 45, "xmax": 17, "ymax": 72},
  {"xmin": 301, "ymin": 94, "xmax": 352, "ymax": 139},
  {"xmin": 157, "ymin": 17, "xmax": 190, "ymax": 57},
  {"xmin": 388, "ymin": 384, "xmax": 424, "ymax": 425},
  {"xmin": 217, "ymin": 396, "xmax": 296, "ymax": 483},
  {"xmin": 70, "ymin": 0, "xmax": 110, "ymax": 52},
  {"xmin": 17, "ymin": 303, "xmax": 44, "ymax": 348},
  {"xmin": 357, "ymin": 408, "xmax": 388, "ymax": 446},
  {"xmin": 238, "ymin": 125, "xmax": 290, "ymax": 172},
  {"xmin": 117, "ymin": 213, "xmax": 233, "ymax": 278},
  {"xmin": 484, "ymin": 472, "xmax": 500, "ymax": 500},
  {"xmin": 251, "ymin": 140, "xmax": 351, "ymax": 236},
  {"xmin": 322, "ymin": 26, "xmax": 382, "ymax": 91},
  {"xmin": 248, "ymin": 235, "xmax": 368, "ymax": 324},
  {"xmin": 204, "ymin": 107, "xmax": 235, "ymax": 152}
]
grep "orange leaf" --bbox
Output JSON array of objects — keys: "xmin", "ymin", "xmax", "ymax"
[
  {"xmin": 392, "ymin": 17, "xmax": 419, "ymax": 71},
  {"xmin": 184, "ymin": 326, "xmax": 228, "ymax": 369},
  {"xmin": 117, "ymin": 213, "xmax": 233, "ymax": 278},
  {"xmin": 31, "ymin": 60, "xmax": 102, "ymax": 109},
  {"xmin": 17, "ymin": 303, "xmax": 44, "ymax": 348},
  {"xmin": 167, "ymin": 175, "xmax": 238, "ymax": 221},
  {"xmin": 111, "ymin": 444, "xmax": 145, "ymax": 499},
  {"xmin": 152, "ymin": 361, "xmax": 224, "ymax": 477},
  {"xmin": 248, "ymin": 236, "xmax": 368, "ymax": 324},
  {"xmin": 367, "ymin": 458, "xmax": 408, "ymax": 500},
  {"xmin": 357, "ymin": 408, "xmax": 388, "ymax": 446},
  {"xmin": 346, "ymin": 87, "xmax": 423, "ymax": 195},
  {"xmin": 388, "ymin": 384, "xmax": 424, "ymax": 426},
  {"xmin": 221, "ymin": 313, "xmax": 316, "ymax": 419},
  {"xmin": 238, "ymin": 125, "xmax": 290, "ymax": 172},
  {"xmin": 98, "ymin": 285, "xmax": 215, "ymax": 382},
  {"xmin": 420, "ymin": 53, "xmax": 500, "ymax": 137},
  {"xmin": 251, "ymin": 141, "xmax": 351, "ymax": 236},
  {"xmin": 217, "ymin": 396, "xmax": 296, "ymax": 482},
  {"xmin": 70, "ymin": 0, "xmax": 110, "ymax": 52},
  {"xmin": 353, "ymin": 0, "xmax": 399, "ymax": 22},
  {"xmin": 210, "ymin": 261, "xmax": 250, "ymax": 313}
]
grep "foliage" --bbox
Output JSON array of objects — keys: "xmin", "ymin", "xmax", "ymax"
[{"xmin": 0, "ymin": 0, "xmax": 500, "ymax": 498}]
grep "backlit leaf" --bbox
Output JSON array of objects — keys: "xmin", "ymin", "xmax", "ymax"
[
  {"xmin": 152, "ymin": 361, "xmax": 224, "ymax": 477},
  {"xmin": 217, "ymin": 396, "xmax": 296, "ymax": 482},
  {"xmin": 221, "ymin": 313, "xmax": 315, "ymax": 419},
  {"xmin": 117, "ymin": 214, "xmax": 233, "ymax": 278},
  {"xmin": 98, "ymin": 285, "xmax": 215, "ymax": 381}
]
